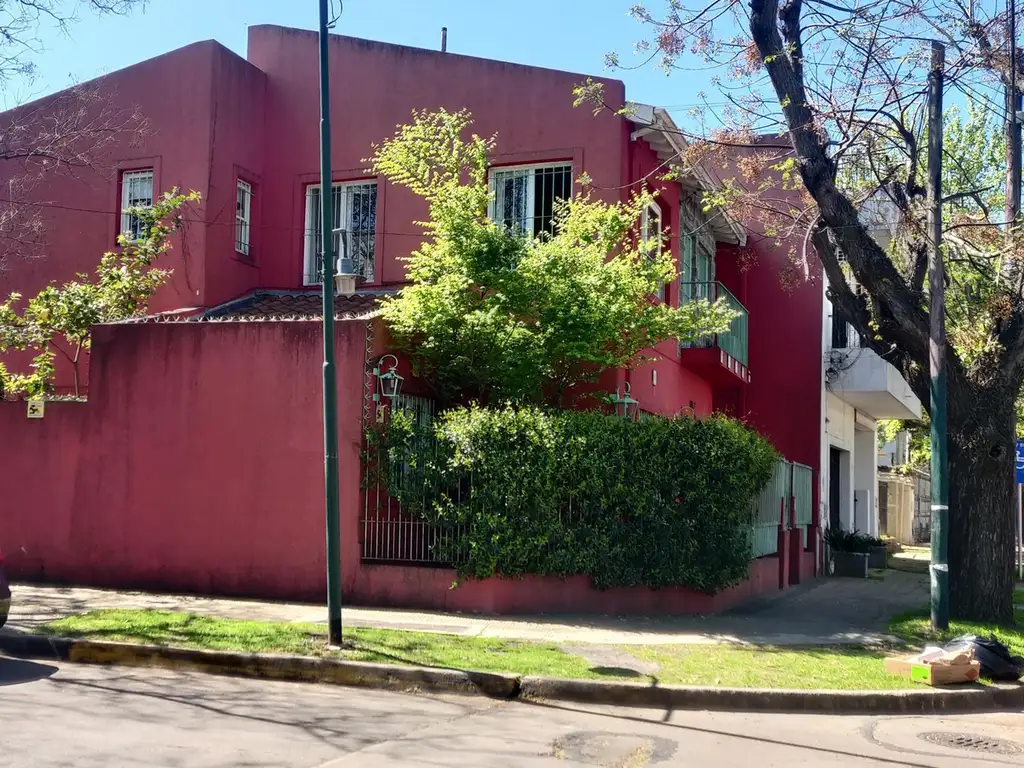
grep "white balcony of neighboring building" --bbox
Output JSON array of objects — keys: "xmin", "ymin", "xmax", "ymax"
[{"xmin": 825, "ymin": 300, "xmax": 922, "ymax": 421}]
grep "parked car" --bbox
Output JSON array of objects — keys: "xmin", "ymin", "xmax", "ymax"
[{"xmin": 0, "ymin": 548, "xmax": 9, "ymax": 628}]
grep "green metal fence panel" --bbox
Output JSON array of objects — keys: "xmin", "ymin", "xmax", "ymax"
[
  {"xmin": 750, "ymin": 459, "xmax": 788, "ymax": 558},
  {"xmin": 792, "ymin": 462, "xmax": 813, "ymax": 548}
]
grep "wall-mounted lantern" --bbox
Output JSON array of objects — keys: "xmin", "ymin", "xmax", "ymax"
[
  {"xmin": 373, "ymin": 354, "xmax": 404, "ymax": 403},
  {"xmin": 610, "ymin": 382, "xmax": 639, "ymax": 420}
]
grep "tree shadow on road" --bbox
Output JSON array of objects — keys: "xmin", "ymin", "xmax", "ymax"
[
  {"xmin": 518, "ymin": 698, "xmax": 978, "ymax": 768},
  {"xmin": 46, "ymin": 665, "xmax": 487, "ymax": 758},
  {"xmin": 0, "ymin": 657, "xmax": 57, "ymax": 686}
]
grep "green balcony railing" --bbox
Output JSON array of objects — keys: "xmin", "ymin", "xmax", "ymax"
[{"xmin": 679, "ymin": 281, "xmax": 749, "ymax": 366}]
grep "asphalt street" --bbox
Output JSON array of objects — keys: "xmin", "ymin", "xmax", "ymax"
[{"xmin": 2, "ymin": 656, "xmax": 1023, "ymax": 767}]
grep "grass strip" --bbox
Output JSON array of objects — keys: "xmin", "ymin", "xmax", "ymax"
[{"xmin": 40, "ymin": 609, "xmax": 930, "ymax": 690}]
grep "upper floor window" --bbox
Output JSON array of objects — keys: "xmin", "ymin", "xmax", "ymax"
[
  {"xmin": 303, "ymin": 181, "xmax": 377, "ymax": 285},
  {"xmin": 235, "ymin": 180, "xmax": 252, "ymax": 256},
  {"xmin": 641, "ymin": 200, "xmax": 665, "ymax": 301},
  {"xmin": 488, "ymin": 163, "xmax": 571, "ymax": 237},
  {"xmin": 641, "ymin": 200, "xmax": 662, "ymax": 243},
  {"xmin": 829, "ymin": 295, "xmax": 865, "ymax": 349},
  {"xmin": 120, "ymin": 169, "xmax": 153, "ymax": 241}
]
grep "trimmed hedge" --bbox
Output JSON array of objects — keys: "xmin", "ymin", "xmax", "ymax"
[{"xmin": 379, "ymin": 405, "xmax": 778, "ymax": 593}]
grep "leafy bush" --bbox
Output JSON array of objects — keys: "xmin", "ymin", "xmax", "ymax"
[
  {"xmin": 824, "ymin": 528, "xmax": 882, "ymax": 553},
  {"xmin": 377, "ymin": 405, "xmax": 778, "ymax": 593}
]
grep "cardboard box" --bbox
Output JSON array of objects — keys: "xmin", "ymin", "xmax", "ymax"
[{"xmin": 884, "ymin": 657, "xmax": 981, "ymax": 686}]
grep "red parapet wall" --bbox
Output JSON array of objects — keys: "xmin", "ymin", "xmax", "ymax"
[
  {"xmin": 0, "ymin": 320, "xmax": 368, "ymax": 602},
  {"xmin": 351, "ymin": 556, "xmax": 781, "ymax": 616}
]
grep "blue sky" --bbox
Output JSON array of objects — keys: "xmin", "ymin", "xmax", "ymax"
[{"xmin": 15, "ymin": 0, "xmax": 710, "ymax": 116}]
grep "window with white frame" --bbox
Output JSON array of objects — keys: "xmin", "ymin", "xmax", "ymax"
[
  {"xmin": 488, "ymin": 163, "xmax": 572, "ymax": 237},
  {"xmin": 303, "ymin": 181, "xmax": 377, "ymax": 285},
  {"xmin": 641, "ymin": 200, "xmax": 662, "ymax": 244},
  {"xmin": 120, "ymin": 169, "xmax": 154, "ymax": 241},
  {"xmin": 235, "ymin": 179, "xmax": 252, "ymax": 256},
  {"xmin": 641, "ymin": 200, "xmax": 665, "ymax": 300}
]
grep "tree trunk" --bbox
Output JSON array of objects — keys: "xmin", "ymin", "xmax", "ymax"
[{"xmin": 948, "ymin": 385, "xmax": 1017, "ymax": 623}]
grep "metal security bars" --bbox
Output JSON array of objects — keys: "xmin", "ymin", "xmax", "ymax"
[
  {"xmin": 303, "ymin": 181, "xmax": 377, "ymax": 284},
  {"xmin": 830, "ymin": 306, "xmax": 863, "ymax": 348},
  {"xmin": 361, "ymin": 394, "xmax": 470, "ymax": 564},
  {"xmin": 489, "ymin": 163, "xmax": 572, "ymax": 237},
  {"xmin": 679, "ymin": 281, "xmax": 749, "ymax": 365},
  {"xmin": 235, "ymin": 180, "xmax": 252, "ymax": 256},
  {"xmin": 120, "ymin": 169, "xmax": 154, "ymax": 241},
  {"xmin": 829, "ymin": 293, "xmax": 871, "ymax": 349}
]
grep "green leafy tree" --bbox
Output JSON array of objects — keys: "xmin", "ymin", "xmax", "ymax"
[
  {"xmin": 0, "ymin": 189, "xmax": 200, "ymax": 397},
  {"xmin": 370, "ymin": 109, "xmax": 735, "ymax": 406}
]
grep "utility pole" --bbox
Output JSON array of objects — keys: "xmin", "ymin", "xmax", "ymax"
[
  {"xmin": 1009, "ymin": 0, "xmax": 1022, "ymax": 223},
  {"xmin": 1008, "ymin": 0, "xmax": 1023, "ymax": 595},
  {"xmin": 318, "ymin": 0, "xmax": 343, "ymax": 646},
  {"xmin": 927, "ymin": 40, "xmax": 950, "ymax": 632}
]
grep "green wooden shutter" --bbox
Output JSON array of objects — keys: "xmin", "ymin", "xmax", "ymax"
[
  {"xmin": 696, "ymin": 248, "xmax": 709, "ymax": 299},
  {"xmin": 681, "ymin": 234, "xmax": 694, "ymax": 302}
]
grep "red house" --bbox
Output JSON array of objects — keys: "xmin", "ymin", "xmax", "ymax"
[{"xmin": 0, "ymin": 26, "xmax": 826, "ymax": 613}]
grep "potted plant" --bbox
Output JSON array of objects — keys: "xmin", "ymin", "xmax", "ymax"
[
  {"xmin": 824, "ymin": 528, "xmax": 870, "ymax": 578},
  {"xmin": 866, "ymin": 536, "xmax": 888, "ymax": 569}
]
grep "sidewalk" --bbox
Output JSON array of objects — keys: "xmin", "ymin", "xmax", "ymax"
[{"xmin": 5, "ymin": 569, "xmax": 929, "ymax": 647}]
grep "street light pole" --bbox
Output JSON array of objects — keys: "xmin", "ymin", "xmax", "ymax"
[
  {"xmin": 927, "ymin": 40, "xmax": 949, "ymax": 631},
  {"xmin": 318, "ymin": 0, "xmax": 343, "ymax": 646}
]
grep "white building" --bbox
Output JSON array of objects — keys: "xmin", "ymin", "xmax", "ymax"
[
  {"xmin": 820, "ymin": 292, "xmax": 922, "ymax": 536},
  {"xmin": 878, "ymin": 431, "xmax": 911, "ymax": 468}
]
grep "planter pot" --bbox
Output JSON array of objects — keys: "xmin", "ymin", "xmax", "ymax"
[
  {"xmin": 868, "ymin": 545, "xmax": 888, "ymax": 570},
  {"xmin": 831, "ymin": 551, "xmax": 869, "ymax": 578}
]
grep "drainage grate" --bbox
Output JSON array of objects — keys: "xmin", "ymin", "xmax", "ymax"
[{"xmin": 919, "ymin": 732, "xmax": 1023, "ymax": 755}]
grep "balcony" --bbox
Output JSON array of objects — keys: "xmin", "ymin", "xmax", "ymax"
[
  {"xmin": 679, "ymin": 281, "xmax": 750, "ymax": 385},
  {"xmin": 827, "ymin": 311, "xmax": 922, "ymax": 420}
]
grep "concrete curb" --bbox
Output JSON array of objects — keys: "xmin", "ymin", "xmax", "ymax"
[
  {"xmin": 518, "ymin": 676, "xmax": 1024, "ymax": 714},
  {"xmin": 0, "ymin": 632, "xmax": 520, "ymax": 699},
  {"xmin": 3, "ymin": 631, "xmax": 1023, "ymax": 714}
]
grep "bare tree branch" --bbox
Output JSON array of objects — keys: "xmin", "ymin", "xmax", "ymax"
[{"xmin": 0, "ymin": 1, "xmax": 148, "ymax": 271}]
